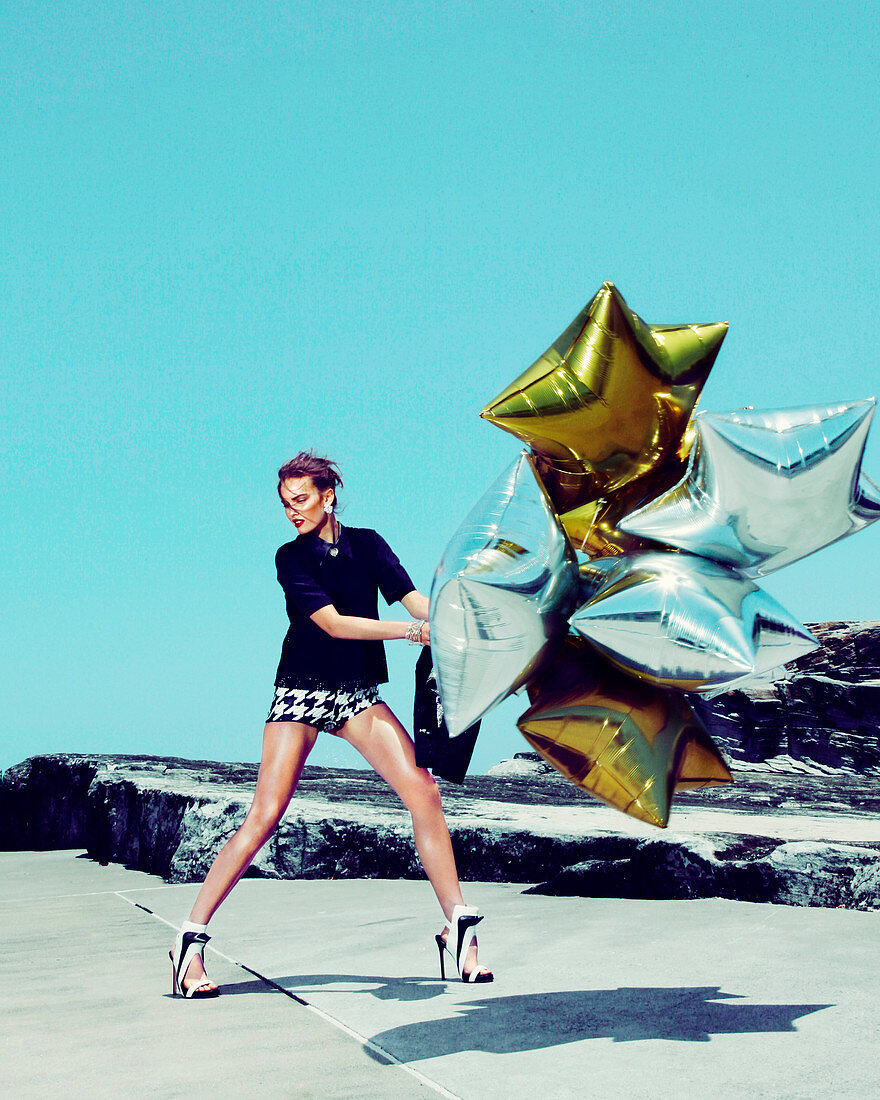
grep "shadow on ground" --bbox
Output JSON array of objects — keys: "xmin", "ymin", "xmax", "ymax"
[
  {"xmin": 241, "ymin": 974, "xmax": 830, "ymax": 1051},
  {"xmin": 365, "ymin": 990, "xmax": 831, "ymax": 1056},
  {"xmin": 366, "ymin": 986, "xmax": 831, "ymax": 1053}
]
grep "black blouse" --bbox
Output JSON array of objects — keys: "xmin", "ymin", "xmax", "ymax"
[{"xmin": 274, "ymin": 525, "xmax": 415, "ymax": 689}]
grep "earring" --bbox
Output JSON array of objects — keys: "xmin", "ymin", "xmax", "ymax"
[{"xmin": 324, "ymin": 500, "xmax": 333, "ymax": 514}]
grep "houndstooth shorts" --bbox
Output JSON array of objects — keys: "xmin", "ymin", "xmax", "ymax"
[{"xmin": 266, "ymin": 683, "xmax": 382, "ymax": 733}]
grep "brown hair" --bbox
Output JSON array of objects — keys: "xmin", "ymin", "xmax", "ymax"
[{"xmin": 277, "ymin": 452, "xmax": 343, "ymax": 506}]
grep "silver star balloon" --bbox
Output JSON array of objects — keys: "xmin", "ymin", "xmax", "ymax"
[
  {"xmin": 430, "ymin": 451, "xmax": 578, "ymax": 736},
  {"xmin": 619, "ymin": 399, "xmax": 880, "ymax": 576},
  {"xmin": 569, "ymin": 551, "xmax": 818, "ymax": 695}
]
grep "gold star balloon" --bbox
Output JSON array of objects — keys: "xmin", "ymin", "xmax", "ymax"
[
  {"xmin": 559, "ymin": 463, "xmax": 686, "ymax": 558},
  {"xmin": 518, "ymin": 637, "xmax": 732, "ymax": 828},
  {"xmin": 481, "ymin": 282, "xmax": 728, "ymax": 512}
]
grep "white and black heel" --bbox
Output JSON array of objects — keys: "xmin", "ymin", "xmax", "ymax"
[
  {"xmin": 436, "ymin": 904, "xmax": 493, "ymax": 983},
  {"xmin": 170, "ymin": 921, "xmax": 219, "ymax": 998}
]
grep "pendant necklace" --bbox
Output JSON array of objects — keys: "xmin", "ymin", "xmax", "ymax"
[{"xmin": 328, "ymin": 518, "xmax": 341, "ymax": 557}]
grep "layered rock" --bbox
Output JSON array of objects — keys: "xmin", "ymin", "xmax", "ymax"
[
  {"xmin": 692, "ymin": 621, "xmax": 880, "ymax": 772},
  {"xmin": 527, "ymin": 836, "xmax": 880, "ymax": 910},
  {"xmin": 2, "ymin": 622, "xmax": 879, "ymax": 910},
  {"xmin": 2, "ymin": 751, "xmax": 879, "ymax": 911}
]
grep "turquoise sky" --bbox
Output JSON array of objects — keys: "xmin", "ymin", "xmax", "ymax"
[{"xmin": 3, "ymin": 1, "xmax": 879, "ymax": 773}]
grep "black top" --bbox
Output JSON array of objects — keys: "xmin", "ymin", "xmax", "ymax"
[{"xmin": 274, "ymin": 524, "xmax": 415, "ymax": 689}]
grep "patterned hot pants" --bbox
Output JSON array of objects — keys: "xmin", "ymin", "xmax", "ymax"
[{"xmin": 266, "ymin": 683, "xmax": 382, "ymax": 733}]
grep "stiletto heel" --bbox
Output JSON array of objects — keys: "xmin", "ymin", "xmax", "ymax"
[
  {"xmin": 169, "ymin": 921, "xmax": 219, "ymax": 998},
  {"xmin": 435, "ymin": 933, "xmax": 447, "ymax": 980},
  {"xmin": 437, "ymin": 904, "xmax": 493, "ymax": 983}
]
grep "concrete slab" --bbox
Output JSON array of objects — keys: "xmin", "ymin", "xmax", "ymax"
[
  {"xmin": 148, "ymin": 877, "xmax": 880, "ymax": 1100},
  {"xmin": 3, "ymin": 850, "xmax": 879, "ymax": 1099},
  {"xmin": 0, "ymin": 852, "xmax": 430, "ymax": 1099}
]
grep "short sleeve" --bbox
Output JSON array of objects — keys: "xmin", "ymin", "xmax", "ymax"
[
  {"xmin": 372, "ymin": 532, "xmax": 415, "ymax": 605},
  {"xmin": 275, "ymin": 546, "xmax": 333, "ymax": 617}
]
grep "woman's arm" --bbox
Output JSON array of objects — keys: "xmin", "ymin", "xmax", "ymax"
[
  {"xmin": 310, "ymin": 604, "xmax": 427, "ymax": 643},
  {"xmin": 400, "ymin": 590, "xmax": 430, "ymax": 620}
]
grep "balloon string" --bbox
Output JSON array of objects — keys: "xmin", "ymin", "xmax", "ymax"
[{"xmin": 580, "ymin": 498, "xmax": 606, "ymax": 553}]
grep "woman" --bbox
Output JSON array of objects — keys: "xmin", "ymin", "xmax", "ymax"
[{"xmin": 170, "ymin": 452, "xmax": 491, "ymax": 997}]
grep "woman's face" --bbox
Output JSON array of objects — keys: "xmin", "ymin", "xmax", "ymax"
[{"xmin": 279, "ymin": 476, "xmax": 334, "ymax": 537}]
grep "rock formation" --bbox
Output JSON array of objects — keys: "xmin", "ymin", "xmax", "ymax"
[
  {"xmin": 691, "ymin": 621, "xmax": 880, "ymax": 773},
  {"xmin": 2, "ymin": 622, "xmax": 879, "ymax": 910}
]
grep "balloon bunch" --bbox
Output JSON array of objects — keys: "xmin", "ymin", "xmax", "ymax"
[{"xmin": 430, "ymin": 283, "xmax": 880, "ymax": 827}]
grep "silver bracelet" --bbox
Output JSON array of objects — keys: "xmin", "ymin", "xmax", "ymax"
[{"xmin": 405, "ymin": 620, "xmax": 425, "ymax": 645}]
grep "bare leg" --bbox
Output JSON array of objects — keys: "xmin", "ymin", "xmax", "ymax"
[
  {"xmin": 334, "ymin": 703, "xmax": 490, "ymax": 978},
  {"xmin": 175, "ymin": 721, "xmax": 318, "ymax": 992}
]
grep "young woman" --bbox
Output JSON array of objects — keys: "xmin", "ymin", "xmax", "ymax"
[{"xmin": 170, "ymin": 452, "xmax": 491, "ymax": 997}]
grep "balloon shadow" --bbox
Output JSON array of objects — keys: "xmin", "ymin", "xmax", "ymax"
[
  {"xmin": 240, "ymin": 974, "xmax": 830, "ymax": 1051},
  {"xmin": 362, "ymin": 986, "xmax": 831, "ymax": 1057}
]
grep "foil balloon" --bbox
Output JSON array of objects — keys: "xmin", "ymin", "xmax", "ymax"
[
  {"xmin": 460, "ymin": 279, "xmax": 879, "ymax": 824},
  {"xmin": 569, "ymin": 551, "xmax": 818, "ymax": 694},
  {"xmin": 559, "ymin": 463, "xmax": 687, "ymax": 558},
  {"xmin": 430, "ymin": 451, "xmax": 578, "ymax": 737},
  {"xmin": 518, "ymin": 638, "xmax": 732, "ymax": 827},
  {"xmin": 480, "ymin": 282, "xmax": 728, "ymax": 512},
  {"xmin": 619, "ymin": 400, "xmax": 880, "ymax": 576}
]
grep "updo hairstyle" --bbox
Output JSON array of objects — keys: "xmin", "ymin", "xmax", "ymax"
[{"xmin": 277, "ymin": 452, "xmax": 344, "ymax": 509}]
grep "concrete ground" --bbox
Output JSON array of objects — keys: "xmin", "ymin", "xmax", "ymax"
[{"xmin": 1, "ymin": 851, "xmax": 878, "ymax": 1099}]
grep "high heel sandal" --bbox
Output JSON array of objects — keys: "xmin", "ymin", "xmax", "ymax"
[
  {"xmin": 435, "ymin": 904, "xmax": 494, "ymax": 983},
  {"xmin": 169, "ymin": 921, "xmax": 219, "ymax": 998}
]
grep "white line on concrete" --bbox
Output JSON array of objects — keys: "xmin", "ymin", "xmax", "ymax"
[
  {"xmin": 113, "ymin": 891, "xmax": 461, "ymax": 1100},
  {"xmin": 0, "ymin": 884, "xmax": 193, "ymax": 904}
]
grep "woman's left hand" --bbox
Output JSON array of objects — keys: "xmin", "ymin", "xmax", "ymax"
[{"xmin": 420, "ymin": 620, "xmax": 430, "ymax": 646}]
